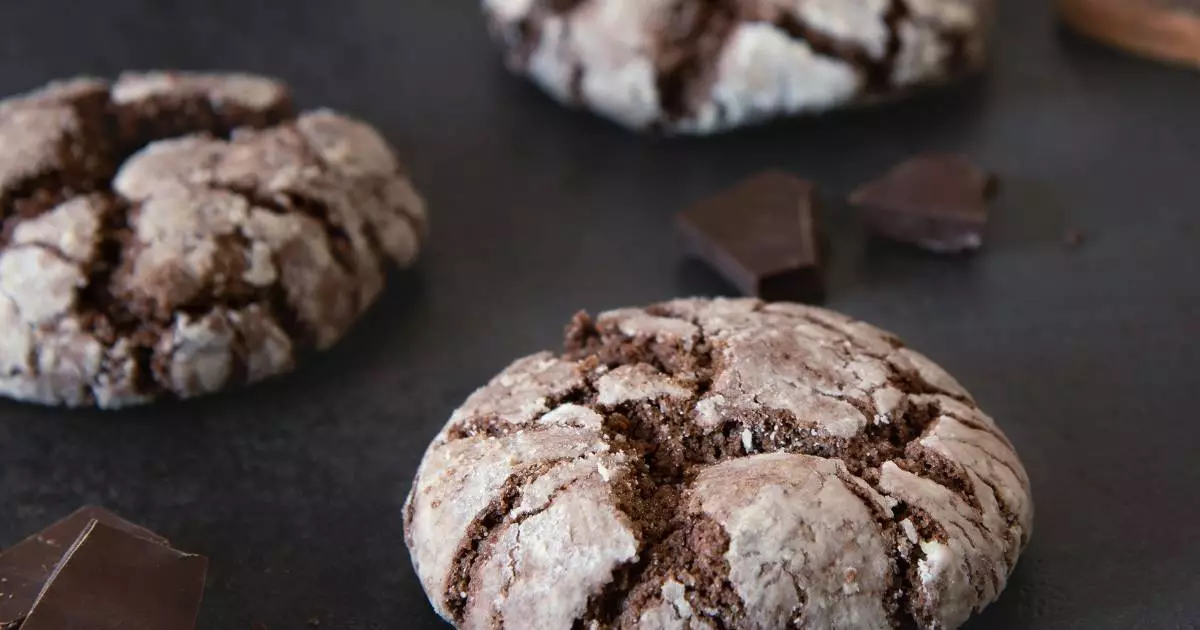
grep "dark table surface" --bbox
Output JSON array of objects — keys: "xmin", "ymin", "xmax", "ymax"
[{"xmin": 1, "ymin": 0, "xmax": 1198, "ymax": 628}]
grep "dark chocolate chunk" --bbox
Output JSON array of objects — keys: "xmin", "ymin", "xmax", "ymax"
[
  {"xmin": 850, "ymin": 154, "xmax": 995, "ymax": 253},
  {"xmin": 677, "ymin": 171, "xmax": 825, "ymax": 302},
  {"xmin": 0, "ymin": 506, "xmax": 166, "ymax": 629},
  {"xmin": 19, "ymin": 520, "xmax": 207, "ymax": 630}
]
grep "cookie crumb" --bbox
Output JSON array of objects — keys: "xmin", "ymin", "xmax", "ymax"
[
  {"xmin": 843, "ymin": 567, "xmax": 862, "ymax": 594},
  {"xmin": 597, "ymin": 461, "xmax": 612, "ymax": 482}
]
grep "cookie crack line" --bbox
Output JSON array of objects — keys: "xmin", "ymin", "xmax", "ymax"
[
  {"xmin": 211, "ymin": 182, "xmax": 363, "ymax": 278},
  {"xmin": 888, "ymin": 501, "xmax": 933, "ymax": 628},
  {"xmin": 286, "ymin": 127, "xmax": 427, "ymax": 260},
  {"xmin": 70, "ymin": 193, "xmax": 172, "ymax": 400},
  {"xmin": 491, "ymin": 474, "xmax": 592, "ymax": 622},
  {"xmin": 450, "ymin": 309, "xmax": 998, "ymax": 557},
  {"xmin": 652, "ymin": 0, "xmax": 740, "ymax": 124},
  {"xmin": 441, "ymin": 457, "xmax": 587, "ymax": 623},
  {"xmin": 580, "ymin": 305, "xmax": 973, "ymax": 490},
  {"xmin": 770, "ymin": 9, "xmax": 894, "ymax": 92},
  {"xmin": 0, "ymin": 72, "xmax": 426, "ymax": 407},
  {"xmin": 880, "ymin": 0, "xmax": 911, "ymax": 90},
  {"xmin": 502, "ymin": 0, "xmax": 590, "ymax": 70},
  {"xmin": 1, "ymin": 176, "xmax": 107, "ymax": 244},
  {"xmin": 446, "ymin": 302, "xmax": 983, "ymax": 495}
]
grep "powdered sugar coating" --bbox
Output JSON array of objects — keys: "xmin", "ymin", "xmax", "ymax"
[
  {"xmin": 111, "ymin": 71, "xmax": 287, "ymax": 110},
  {"xmin": 405, "ymin": 298, "xmax": 1032, "ymax": 628}
]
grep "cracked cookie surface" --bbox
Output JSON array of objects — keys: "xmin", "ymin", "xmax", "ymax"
[
  {"xmin": 482, "ymin": 0, "xmax": 992, "ymax": 134},
  {"xmin": 404, "ymin": 297, "xmax": 1031, "ymax": 629},
  {"xmin": 0, "ymin": 72, "xmax": 427, "ymax": 408}
]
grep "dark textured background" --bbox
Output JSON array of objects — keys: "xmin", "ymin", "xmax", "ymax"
[{"xmin": 0, "ymin": 0, "xmax": 1198, "ymax": 628}]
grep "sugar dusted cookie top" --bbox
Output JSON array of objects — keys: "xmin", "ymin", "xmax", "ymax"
[{"xmin": 404, "ymin": 297, "xmax": 1032, "ymax": 629}]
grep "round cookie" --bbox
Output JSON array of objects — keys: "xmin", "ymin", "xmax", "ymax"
[
  {"xmin": 404, "ymin": 298, "xmax": 1032, "ymax": 629},
  {"xmin": 0, "ymin": 72, "xmax": 427, "ymax": 408},
  {"xmin": 482, "ymin": 0, "xmax": 993, "ymax": 134}
]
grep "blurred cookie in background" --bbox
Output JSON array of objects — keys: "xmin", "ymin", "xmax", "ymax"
[
  {"xmin": 482, "ymin": 0, "xmax": 995, "ymax": 135},
  {"xmin": 1059, "ymin": 0, "xmax": 1200, "ymax": 68},
  {"xmin": 0, "ymin": 72, "xmax": 428, "ymax": 408}
]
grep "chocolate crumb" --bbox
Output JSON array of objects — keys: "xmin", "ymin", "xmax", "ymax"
[
  {"xmin": 1063, "ymin": 228, "xmax": 1086, "ymax": 248},
  {"xmin": 677, "ymin": 171, "xmax": 825, "ymax": 302}
]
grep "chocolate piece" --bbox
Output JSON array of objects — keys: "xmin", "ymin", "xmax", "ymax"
[
  {"xmin": 677, "ymin": 171, "xmax": 825, "ymax": 302},
  {"xmin": 849, "ymin": 154, "xmax": 995, "ymax": 254},
  {"xmin": 0, "ymin": 506, "xmax": 166, "ymax": 629},
  {"xmin": 20, "ymin": 520, "xmax": 207, "ymax": 630}
]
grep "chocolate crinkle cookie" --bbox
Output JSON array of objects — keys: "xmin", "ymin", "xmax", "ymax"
[
  {"xmin": 483, "ymin": 0, "xmax": 992, "ymax": 134},
  {"xmin": 0, "ymin": 72, "xmax": 427, "ymax": 408},
  {"xmin": 405, "ymin": 298, "xmax": 1032, "ymax": 629}
]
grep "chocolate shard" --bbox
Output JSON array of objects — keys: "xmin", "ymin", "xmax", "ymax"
[
  {"xmin": 0, "ymin": 506, "xmax": 167, "ymax": 629},
  {"xmin": 19, "ymin": 520, "xmax": 208, "ymax": 630},
  {"xmin": 1063, "ymin": 227, "xmax": 1086, "ymax": 248},
  {"xmin": 677, "ymin": 170, "xmax": 825, "ymax": 302},
  {"xmin": 850, "ymin": 153, "xmax": 996, "ymax": 254}
]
